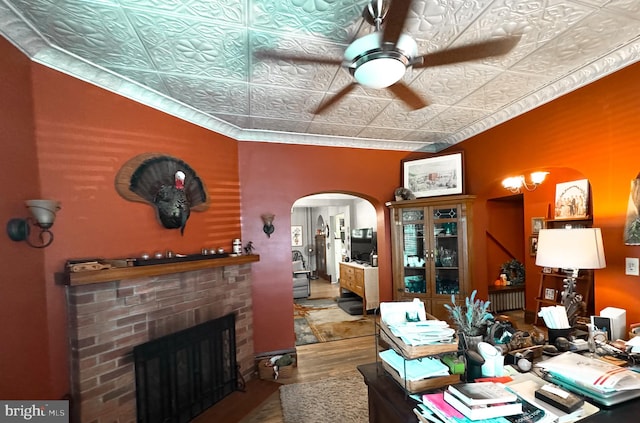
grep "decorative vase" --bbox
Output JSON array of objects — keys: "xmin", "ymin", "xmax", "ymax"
[{"xmin": 462, "ymin": 334, "xmax": 484, "ymax": 353}]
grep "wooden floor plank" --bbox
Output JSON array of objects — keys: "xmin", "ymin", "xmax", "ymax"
[{"xmin": 193, "ymin": 279, "xmax": 531, "ymax": 422}]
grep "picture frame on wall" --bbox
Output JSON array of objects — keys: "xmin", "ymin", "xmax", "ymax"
[
  {"xmin": 554, "ymin": 179, "xmax": 590, "ymax": 219},
  {"xmin": 532, "ymin": 217, "xmax": 545, "ymax": 234},
  {"xmin": 403, "ymin": 152, "xmax": 463, "ymax": 198},
  {"xmin": 529, "ymin": 235, "xmax": 538, "ymax": 256},
  {"xmin": 291, "ymin": 225, "xmax": 303, "ymax": 247}
]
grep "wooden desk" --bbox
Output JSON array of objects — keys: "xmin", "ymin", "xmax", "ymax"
[{"xmin": 357, "ymin": 362, "xmax": 640, "ymax": 423}]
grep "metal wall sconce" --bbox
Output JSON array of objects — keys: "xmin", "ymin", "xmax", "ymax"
[
  {"xmin": 261, "ymin": 213, "xmax": 275, "ymax": 238},
  {"xmin": 502, "ymin": 171, "xmax": 549, "ymax": 193},
  {"xmin": 6, "ymin": 199, "xmax": 61, "ymax": 248}
]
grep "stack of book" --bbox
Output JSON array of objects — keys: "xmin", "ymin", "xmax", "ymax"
[{"xmin": 442, "ymin": 382, "xmax": 522, "ymax": 420}]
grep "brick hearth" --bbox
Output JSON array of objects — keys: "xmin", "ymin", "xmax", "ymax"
[{"xmin": 66, "ymin": 264, "xmax": 254, "ymax": 423}]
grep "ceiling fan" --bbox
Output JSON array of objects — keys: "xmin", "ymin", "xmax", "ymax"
[{"xmin": 256, "ymin": 0, "xmax": 521, "ymax": 114}]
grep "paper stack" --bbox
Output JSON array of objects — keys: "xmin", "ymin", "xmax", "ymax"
[{"xmin": 378, "ymin": 349, "xmax": 450, "ymax": 381}]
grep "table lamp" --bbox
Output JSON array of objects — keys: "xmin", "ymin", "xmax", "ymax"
[{"xmin": 535, "ymin": 228, "xmax": 606, "ymax": 326}]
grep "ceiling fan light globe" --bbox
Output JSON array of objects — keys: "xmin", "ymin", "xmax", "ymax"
[{"xmin": 354, "ymin": 58, "xmax": 406, "ymax": 89}]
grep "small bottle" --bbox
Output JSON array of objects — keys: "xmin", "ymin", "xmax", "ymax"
[
  {"xmin": 232, "ymin": 239, "xmax": 242, "ymax": 255},
  {"xmin": 587, "ymin": 323, "xmax": 597, "ymax": 354}
]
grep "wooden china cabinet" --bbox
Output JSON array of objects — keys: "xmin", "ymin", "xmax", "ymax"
[{"xmin": 386, "ymin": 195, "xmax": 475, "ymax": 321}]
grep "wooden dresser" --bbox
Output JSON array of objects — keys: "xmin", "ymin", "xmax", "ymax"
[{"xmin": 339, "ymin": 261, "xmax": 379, "ymax": 314}]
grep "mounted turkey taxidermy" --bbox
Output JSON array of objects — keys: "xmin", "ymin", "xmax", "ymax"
[{"xmin": 115, "ymin": 153, "xmax": 208, "ymax": 235}]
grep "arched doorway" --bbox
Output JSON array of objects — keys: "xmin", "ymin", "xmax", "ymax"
[
  {"xmin": 290, "ymin": 192, "xmax": 378, "ymax": 346},
  {"xmin": 291, "ymin": 193, "xmax": 376, "ymax": 284}
]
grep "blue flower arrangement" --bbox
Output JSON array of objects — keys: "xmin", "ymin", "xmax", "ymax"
[{"xmin": 444, "ymin": 290, "xmax": 493, "ymax": 336}]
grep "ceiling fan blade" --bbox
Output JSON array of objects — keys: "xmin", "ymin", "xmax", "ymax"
[
  {"xmin": 254, "ymin": 50, "xmax": 343, "ymax": 66},
  {"xmin": 412, "ymin": 35, "xmax": 522, "ymax": 68},
  {"xmin": 387, "ymin": 82, "xmax": 428, "ymax": 110},
  {"xmin": 314, "ymin": 83, "xmax": 357, "ymax": 114},
  {"xmin": 381, "ymin": 0, "xmax": 412, "ymax": 45}
]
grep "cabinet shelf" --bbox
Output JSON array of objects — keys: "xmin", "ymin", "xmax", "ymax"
[
  {"xmin": 534, "ymin": 269, "xmax": 593, "ymax": 326},
  {"xmin": 535, "ymin": 298, "xmax": 558, "ymax": 306}
]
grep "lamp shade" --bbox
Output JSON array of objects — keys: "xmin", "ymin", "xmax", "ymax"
[
  {"xmin": 535, "ymin": 228, "xmax": 606, "ymax": 270},
  {"xmin": 26, "ymin": 199, "xmax": 60, "ymax": 228}
]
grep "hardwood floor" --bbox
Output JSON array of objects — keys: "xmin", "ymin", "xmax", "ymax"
[{"xmin": 196, "ymin": 280, "xmax": 533, "ymax": 423}]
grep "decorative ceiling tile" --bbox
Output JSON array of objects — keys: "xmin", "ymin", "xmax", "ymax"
[
  {"xmin": 120, "ymin": 0, "xmax": 245, "ymax": 25},
  {"xmin": 162, "ymin": 76, "xmax": 250, "ymax": 115},
  {"xmin": 409, "ymin": 64, "xmax": 502, "ymax": 106},
  {"xmin": 401, "ymin": 129, "xmax": 449, "ymax": 144},
  {"xmin": 1, "ymin": 0, "xmax": 639, "ymax": 151},
  {"xmin": 8, "ymin": 0, "xmax": 153, "ymax": 69},
  {"xmin": 125, "ymin": 10, "xmax": 248, "ymax": 80},
  {"xmin": 250, "ymin": 85, "xmax": 319, "ymax": 121},
  {"xmin": 368, "ymin": 101, "xmax": 442, "ymax": 130},
  {"xmin": 456, "ymin": 70, "xmax": 547, "ymax": 111},
  {"xmin": 212, "ymin": 113, "xmax": 249, "ymax": 128},
  {"xmin": 306, "ymin": 121, "xmax": 365, "ymax": 137},
  {"xmin": 250, "ymin": 30, "xmax": 343, "ymax": 90},
  {"xmin": 511, "ymin": 10, "xmax": 640, "ymax": 77},
  {"xmin": 420, "ymin": 106, "xmax": 487, "ymax": 133},
  {"xmin": 358, "ymin": 125, "xmax": 423, "ymax": 141},
  {"xmin": 310, "ymin": 95, "xmax": 391, "ymax": 125},
  {"xmin": 249, "ymin": 116, "xmax": 311, "ymax": 133},
  {"xmin": 250, "ymin": 0, "xmax": 366, "ymax": 43},
  {"xmin": 108, "ymin": 66, "xmax": 169, "ymax": 94}
]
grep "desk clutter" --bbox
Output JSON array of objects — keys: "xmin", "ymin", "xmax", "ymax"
[
  {"xmin": 413, "ymin": 369, "xmax": 600, "ymax": 423},
  {"xmin": 375, "ymin": 296, "xmax": 640, "ymax": 423}
]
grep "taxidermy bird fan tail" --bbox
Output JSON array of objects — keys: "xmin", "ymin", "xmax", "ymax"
[
  {"xmin": 115, "ymin": 153, "xmax": 208, "ymax": 235},
  {"xmin": 129, "ymin": 156, "xmax": 207, "ymax": 206}
]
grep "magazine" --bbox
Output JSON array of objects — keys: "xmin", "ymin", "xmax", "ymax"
[
  {"xmin": 448, "ymin": 382, "xmax": 518, "ymax": 406},
  {"xmin": 422, "ymin": 391, "xmax": 551, "ymax": 423}
]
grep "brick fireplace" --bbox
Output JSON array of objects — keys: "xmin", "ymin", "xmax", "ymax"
[{"xmin": 64, "ymin": 258, "xmax": 257, "ymax": 423}]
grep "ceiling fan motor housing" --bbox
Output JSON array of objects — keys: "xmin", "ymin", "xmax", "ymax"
[{"xmin": 344, "ymin": 32, "xmax": 418, "ymax": 89}]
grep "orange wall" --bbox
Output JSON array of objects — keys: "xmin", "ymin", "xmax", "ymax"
[
  {"xmin": 4, "ymin": 32, "xmax": 640, "ymax": 399},
  {"xmin": 0, "ymin": 37, "xmax": 51, "ymax": 398},
  {"xmin": 237, "ymin": 142, "xmax": 406, "ymax": 352},
  {"xmin": 454, "ymin": 61, "xmax": 640, "ymax": 323},
  {"xmin": 35, "ymin": 71, "xmax": 242, "ymax": 398}
]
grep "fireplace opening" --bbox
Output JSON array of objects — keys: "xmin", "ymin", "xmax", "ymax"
[{"xmin": 134, "ymin": 313, "xmax": 240, "ymax": 422}]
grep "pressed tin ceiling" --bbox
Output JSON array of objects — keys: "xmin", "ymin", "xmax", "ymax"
[{"xmin": 1, "ymin": 1, "xmax": 640, "ymax": 152}]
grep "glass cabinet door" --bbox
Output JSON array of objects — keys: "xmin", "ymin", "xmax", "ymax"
[
  {"xmin": 432, "ymin": 206, "xmax": 460, "ymax": 295},
  {"xmin": 401, "ymin": 209, "xmax": 427, "ymax": 295}
]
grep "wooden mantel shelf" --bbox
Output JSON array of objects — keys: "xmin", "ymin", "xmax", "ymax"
[{"xmin": 60, "ymin": 254, "xmax": 260, "ymax": 286}]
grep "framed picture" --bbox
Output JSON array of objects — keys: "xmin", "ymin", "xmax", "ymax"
[
  {"xmin": 531, "ymin": 217, "xmax": 545, "ymax": 234},
  {"xmin": 544, "ymin": 288, "xmax": 557, "ymax": 301},
  {"xmin": 403, "ymin": 152, "xmax": 463, "ymax": 198},
  {"xmin": 529, "ymin": 235, "xmax": 538, "ymax": 256},
  {"xmin": 291, "ymin": 225, "xmax": 303, "ymax": 247},
  {"xmin": 554, "ymin": 179, "xmax": 590, "ymax": 219}
]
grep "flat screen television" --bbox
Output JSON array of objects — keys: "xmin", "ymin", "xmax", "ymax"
[{"xmin": 351, "ymin": 227, "xmax": 377, "ymax": 263}]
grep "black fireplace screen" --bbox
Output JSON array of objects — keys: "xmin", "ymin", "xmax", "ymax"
[{"xmin": 134, "ymin": 313, "xmax": 238, "ymax": 423}]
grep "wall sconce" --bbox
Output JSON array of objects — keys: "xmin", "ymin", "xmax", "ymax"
[
  {"xmin": 6, "ymin": 199, "xmax": 61, "ymax": 248},
  {"xmin": 261, "ymin": 213, "xmax": 275, "ymax": 238},
  {"xmin": 502, "ymin": 172, "xmax": 549, "ymax": 193}
]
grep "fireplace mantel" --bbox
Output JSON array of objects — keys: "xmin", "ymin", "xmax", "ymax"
[{"xmin": 59, "ymin": 254, "xmax": 260, "ymax": 286}]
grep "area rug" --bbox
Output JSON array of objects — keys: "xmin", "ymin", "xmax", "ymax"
[
  {"xmin": 294, "ymin": 298, "xmax": 375, "ymax": 345},
  {"xmin": 279, "ymin": 371, "xmax": 368, "ymax": 423}
]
